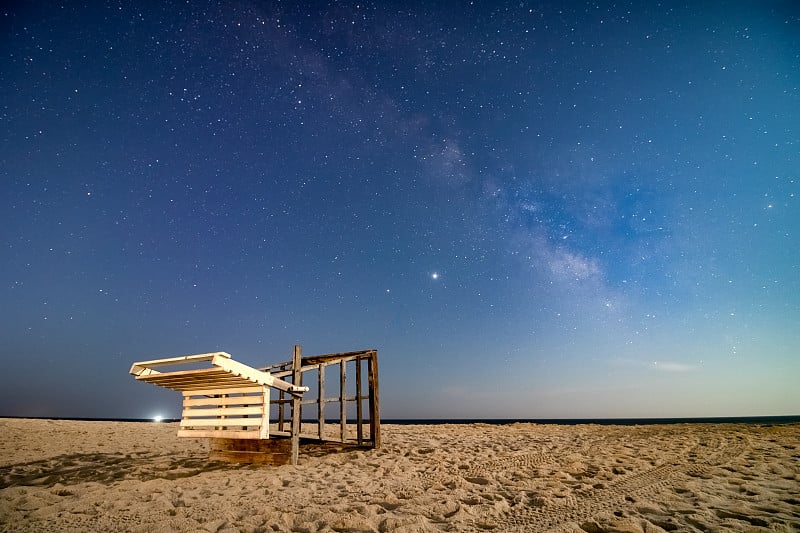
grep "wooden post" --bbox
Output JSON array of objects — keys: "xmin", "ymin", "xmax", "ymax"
[
  {"xmin": 368, "ymin": 351, "xmax": 381, "ymax": 448},
  {"xmin": 218, "ymin": 393, "xmax": 228, "ymax": 431},
  {"xmin": 278, "ymin": 389, "xmax": 285, "ymax": 432},
  {"xmin": 355, "ymin": 357, "xmax": 363, "ymax": 446},
  {"xmin": 290, "ymin": 344, "xmax": 302, "ymax": 465},
  {"xmin": 259, "ymin": 386, "xmax": 270, "ymax": 439},
  {"xmin": 317, "ymin": 363, "xmax": 325, "ymax": 440},
  {"xmin": 339, "ymin": 360, "xmax": 346, "ymax": 442}
]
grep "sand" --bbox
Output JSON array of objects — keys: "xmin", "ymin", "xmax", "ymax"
[{"xmin": 1, "ymin": 418, "xmax": 798, "ymax": 532}]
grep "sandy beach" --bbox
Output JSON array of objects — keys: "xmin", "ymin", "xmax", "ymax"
[{"xmin": 1, "ymin": 418, "xmax": 798, "ymax": 532}]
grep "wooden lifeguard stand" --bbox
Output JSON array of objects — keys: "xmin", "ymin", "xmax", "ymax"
[{"xmin": 129, "ymin": 345, "xmax": 379, "ymax": 465}]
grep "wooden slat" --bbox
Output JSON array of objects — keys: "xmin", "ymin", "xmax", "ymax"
[
  {"xmin": 151, "ymin": 378, "xmax": 256, "ymax": 390},
  {"xmin": 267, "ymin": 430, "xmax": 361, "ymax": 444},
  {"xmin": 182, "ymin": 406, "xmax": 264, "ymax": 417},
  {"xmin": 177, "ymin": 429, "xmax": 261, "ymax": 439},
  {"xmin": 141, "ymin": 372, "xmax": 242, "ymax": 384},
  {"xmin": 139, "ymin": 367, "xmax": 231, "ymax": 380},
  {"xmin": 301, "ymin": 397, "xmax": 348, "ymax": 405},
  {"xmin": 183, "ymin": 395, "xmax": 264, "ymax": 407},
  {"xmin": 140, "ymin": 373, "xmax": 255, "ymax": 389},
  {"xmin": 183, "ymin": 386, "xmax": 263, "ymax": 396},
  {"xmin": 180, "ymin": 418, "xmax": 262, "ymax": 428}
]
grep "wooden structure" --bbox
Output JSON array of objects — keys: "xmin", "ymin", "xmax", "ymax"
[{"xmin": 129, "ymin": 346, "xmax": 379, "ymax": 465}]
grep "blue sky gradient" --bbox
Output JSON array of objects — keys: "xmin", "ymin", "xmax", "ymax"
[{"xmin": 2, "ymin": 1, "xmax": 798, "ymax": 419}]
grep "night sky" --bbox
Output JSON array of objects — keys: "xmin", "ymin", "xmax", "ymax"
[{"xmin": 2, "ymin": 1, "xmax": 799, "ymax": 420}]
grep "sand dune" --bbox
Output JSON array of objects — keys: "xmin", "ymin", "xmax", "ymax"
[{"xmin": 1, "ymin": 418, "xmax": 798, "ymax": 532}]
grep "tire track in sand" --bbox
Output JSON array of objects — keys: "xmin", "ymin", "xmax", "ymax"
[
  {"xmin": 495, "ymin": 431, "xmax": 750, "ymax": 532},
  {"xmin": 386, "ymin": 430, "xmax": 750, "ymax": 532}
]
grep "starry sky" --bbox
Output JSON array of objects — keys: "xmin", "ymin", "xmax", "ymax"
[{"xmin": 2, "ymin": 1, "xmax": 799, "ymax": 420}]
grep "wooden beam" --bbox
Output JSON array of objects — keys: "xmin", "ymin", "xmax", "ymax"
[
  {"xmin": 356, "ymin": 357, "xmax": 363, "ymax": 446},
  {"xmin": 290, "ymin": 344, "xmax": 302, "ymax": 466},
  {"xmin": 318, "ymin": 363, "xmax": 325, "ymax": 440},
  {"xmin": 300, "ymin": 398, "xmax": 343, "ymax": 405},
  {"xmin": 265, "ymin": 353, "xmax": 373, "ymax": 377},
  {"xmin": 340, "ymin": 360, "xmax": 347, "ymax": 442},
  {"xmin": 260, "ymin": 385, "xmax": 269, "ymax": 439},
  {"xmin": 129, "ymin": 352, "xmax": 231, "ymax": 375},
  {"xmin": 368, "ymin": 350, "xmax": 381, "ymax": 448}
]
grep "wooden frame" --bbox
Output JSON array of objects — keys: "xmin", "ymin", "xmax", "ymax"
[
  {"xmin": 130, "ymin": 346, "xmax": 379, "ymax": 465},
  {"xmin": 261, "ymin": 348, "xmax": 381, "ymax": 449}
]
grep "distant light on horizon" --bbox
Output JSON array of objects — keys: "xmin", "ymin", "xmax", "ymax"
[{"xmin": 153, "ymin": 415, "xmax": 163, "ymax": 422}]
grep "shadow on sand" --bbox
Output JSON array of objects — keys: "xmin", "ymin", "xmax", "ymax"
[{"xmin": 0, "ymin": 452, "xmax": 236, "ymax": 489}]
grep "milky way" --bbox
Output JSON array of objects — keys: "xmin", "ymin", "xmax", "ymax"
[{"xmin": 2, "ymin": 2, "xmax": 798, "ymax": 418}]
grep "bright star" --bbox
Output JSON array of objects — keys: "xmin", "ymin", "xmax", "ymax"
[{"xmin": 431, "ymin": 272, "xmax": 439, "ymax": 280}]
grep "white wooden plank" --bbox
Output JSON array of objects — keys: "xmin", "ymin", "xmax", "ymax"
[
  {"xmin": 182, "ymin": 386, "xmax": 263, "ymax": 396},
  {"xmin": 182, "ymin": 406, "xmax": 264, "ymax": 417},
  {"xmin": 183, "ymin": 395, "xmax": 264, "ymax": 407},
  {"xmin": 180, "ymin": 418, "xmax": 261, "ymax": 428},
  {"xmin": 177, "ymin": 429, "xmax": 261, "ymax": 439}
]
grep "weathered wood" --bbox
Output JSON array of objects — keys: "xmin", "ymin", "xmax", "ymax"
[
  {"xmin": 318, "ymin": 363, "xmax": 325, "ymax": 441},
  {"xmin": 266, "ymin": 354, "xmax": 365, "ymax": 378},
  {"xmin": 302, "ymin": 398, "xmax": 340, "ymax": 405},
  {"xmin": 291, "ymin": 344, "xmax": 302, "ymax": 465},
  {"xmin": 269, "ymin": 429, "xmax": 352, "ymax": 442},
  {"xmin": 368, "ymin": 350, "xmax": 381, "ymax": 447},
  {"xmin": 278, "ymin": 389, "xmax": 285, "ymax": 432},
  {"xmin": 356, "ymin": 357, "xmax": 363, "ymax": 446},
  {"xmin": 209, "ymin": 438, "xmax": 292, "ymax": 465},
  {"xmin": 177, "ymin": 429, "xmax": 261, "ymax": 439},
  {"xmin": 340, "ymin": 360, "xmax": 347, "ymax": 442},
  {"xmin": 300, "ymin": 350, "xmax": 378, "ymax": 365}
]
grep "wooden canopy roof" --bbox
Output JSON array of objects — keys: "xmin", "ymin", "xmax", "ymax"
[{"xmin": 129, "ymin": 352, "xmax": 308, "ymax": 394}]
